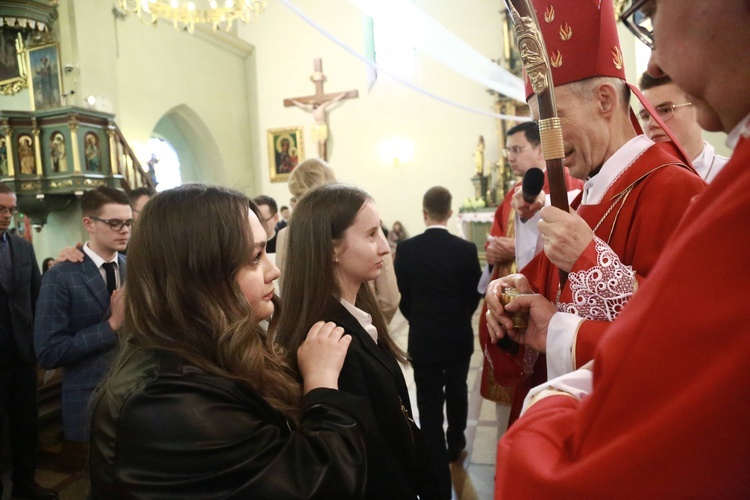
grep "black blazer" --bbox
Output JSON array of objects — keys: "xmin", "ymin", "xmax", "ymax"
[
  {"xmin": 394, "ymin": 228, "xmax": 482, "ymax": 364},
  {"xmin": 322, "ymin": 301, "xmax": 439, "ymax": 499},
  {"xmin": 0, "ymin": 233, "xmax": 42, "ymax": 365}
]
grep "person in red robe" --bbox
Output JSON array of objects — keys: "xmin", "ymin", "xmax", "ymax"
[
  {"xmin": 483, "ymin": 0, "xmax": 706, "ymax": 427},
  {"xmin": 489, "ymin": 0, "xmax": 750, "ymax": 496},
  {"xmin": 478, "ymin": 122, "xmax": 582, "ymax": 405}
]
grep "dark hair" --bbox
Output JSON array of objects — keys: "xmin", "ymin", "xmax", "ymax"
[
  {"xmin": 112, "ymin": 184, "xmax": 301, "ymax": 417},
  {"xmin": 253, "ymin": 195, "xmax": 278, "ymax": 215},
  {"xmin": 42, "ymin": 257, "xmax": 54, "ymax": 274},
  {"xmin": 423, "ymin": 186, "xmax": 452, "ymax": 220},
  {"xmin": 506, "ymin": 121, "xmax": 541, "ymax": 147},
  {"xmin": 277, "ymin": 184, "xmax": 406, "ymax": 365},
  {"xmin": 640, "ymin": 71, "xmax": 672, "ymax": 91},
  {"xmin": 127, "ymin": 187, "xmax": 154, "ymax": 204},
  {"xmin": 0, "ymin": 183, "xmax": 14, "ymax": 195},
  {"xmin": 80, "ymin": 186, "xmax": 130, "ymax": 217},
  {"xmin": 279, "ymin": 205, "xmax": 289, "ymax": 212}
]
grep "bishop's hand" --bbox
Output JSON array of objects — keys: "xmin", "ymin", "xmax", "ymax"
[{"xmin": 538, "ymin": 206, "xmax": 593, "ymax": 272}]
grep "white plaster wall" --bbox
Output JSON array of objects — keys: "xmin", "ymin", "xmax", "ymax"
[{"xmin": 239, "ymin": 0, "xmax": 505, "ymax": 237}]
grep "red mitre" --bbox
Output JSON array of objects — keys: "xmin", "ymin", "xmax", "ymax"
[{"xmin": 524, "ymin": 0, "xmax": 626, "ymax": 100}]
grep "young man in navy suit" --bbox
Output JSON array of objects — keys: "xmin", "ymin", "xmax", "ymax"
[
  {"xmin": 35, "ymin": 186, "xmax": 130, "ymax": 448},
  {"xmin": 0, "ymin": 184, "xmax": 57, "ymax": 499},
  {"xmin": 394, "ymin": 186, "xmax": 482, "ymax": 499}
]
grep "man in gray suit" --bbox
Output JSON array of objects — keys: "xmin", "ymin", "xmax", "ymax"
[
  {"xmin": 0, "ymin": 184, "xmax": 57, "ymax": 499},
  {"xmin": 35, "ymin": 186, "xmax": 130, "ymax": 446}
]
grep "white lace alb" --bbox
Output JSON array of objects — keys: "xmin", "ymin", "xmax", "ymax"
[{"xmin": 557, "ymin": 237, "xmax": 636, "ymax": 321}]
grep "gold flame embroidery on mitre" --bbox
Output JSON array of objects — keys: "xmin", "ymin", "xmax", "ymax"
[
  {"xmin": 551, "ymin": 50, "xmax": 563, "ymax": 68},
  {"xmin": 559, "ymin": 22, "xmax": 572, "ymax": 40},
  {"xmin": 544, "ymin": 4, "xmax": 555, "ymax": 23},
  {"xmin": 612, "ymin": 46, "xmax": 623, "ymax": 70}
]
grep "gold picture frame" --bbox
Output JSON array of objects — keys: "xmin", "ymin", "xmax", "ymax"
[
  {"xmin": 27, "ymin": 42, "xmax": 63, "ymax": 110},
  {"xmin": 267, "ymin": 126, "xmax": 304, "ymax": 183},
  {"xmin": 0, "ymin": 33, "xmax": 29, "ymax": 96}
]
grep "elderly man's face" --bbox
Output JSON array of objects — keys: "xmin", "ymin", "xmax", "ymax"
[
  {"xmin": 647, "ymin": 0, "xmax": 736, "ymax": 132},
  {"xmin": 530, "ymin": 84, "xmax": 611, "ymax": 180}
]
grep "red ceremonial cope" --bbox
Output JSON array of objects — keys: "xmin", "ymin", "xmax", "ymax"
[{"xmin": 524, "ymin": 0, "xmax": 626, "ymax": 100}]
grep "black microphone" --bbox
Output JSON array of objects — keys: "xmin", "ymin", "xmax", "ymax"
[{"xmin": 522, "ymin": 167, "xmax": 545, "ymax": 204}]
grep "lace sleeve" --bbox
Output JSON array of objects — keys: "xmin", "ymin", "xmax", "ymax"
[{"xmin": 557, "ymin": 237, "xmax": 636, "ymax": 321}]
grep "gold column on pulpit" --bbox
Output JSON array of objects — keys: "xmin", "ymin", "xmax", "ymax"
[
  {"xmin": 69, "ymin": 115, "xmax": 82, "ymax": 174},
  {"xmin": 3, "ymin": 121, "xmax": 16, "ymax": 177},
  {"xmin": 32, "ymin": 123, "xmax": 43, "ymax": 176}
]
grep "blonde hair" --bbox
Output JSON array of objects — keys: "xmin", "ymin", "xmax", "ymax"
[{"xmin": 287, "ymin": 158, "xmax": 337, "ymax": 199}]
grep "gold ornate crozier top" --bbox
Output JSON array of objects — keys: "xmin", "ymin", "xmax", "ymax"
[{"xmin": 508, "ymin": 3, "xmax": 549, "ymax": 96}]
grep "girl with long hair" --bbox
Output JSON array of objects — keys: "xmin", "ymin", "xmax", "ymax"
[
  {"xmin": 277, "ymin": 184, "xmax": 438, "ymax": 499},
  {"xmin": 89, "ymin": 184, "xmax": 371, "ymax": 498}
]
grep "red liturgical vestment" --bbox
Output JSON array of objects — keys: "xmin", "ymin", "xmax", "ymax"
[
  {"xmin": 490, "ymin": 139, "xmax": 706, "ymax": 425},
  {"xmin": 495, "ymin": 132, "xmax": 750, "ymax": 498},
  {"xmin": 478, "ymin": 169, "xmax": 582, "ymax": 403}
]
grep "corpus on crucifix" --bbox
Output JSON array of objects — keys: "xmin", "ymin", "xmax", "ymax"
[{"xmin": 284, "ymin": 58, "xmax": 358, "ymax": 161}]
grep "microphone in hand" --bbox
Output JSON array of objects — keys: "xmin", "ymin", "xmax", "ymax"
[{"xmin": 522, "ymin": 167, "xmax": 545, "ymax": 204}]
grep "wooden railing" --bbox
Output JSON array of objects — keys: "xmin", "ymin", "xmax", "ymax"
[{"xmin": 109, "ymin": 122, "xmax": 155, "ymax": 191}]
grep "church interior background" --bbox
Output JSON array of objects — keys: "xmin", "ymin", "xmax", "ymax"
[
  {"xmin": 0, "ymin": 0, "xmax": 732, "ymax": 263},
  {"xmin": 0, "ymin": 1, "xmax": 734, "ymax": 498}
]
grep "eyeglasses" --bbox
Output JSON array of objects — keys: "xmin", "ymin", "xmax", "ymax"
[
  {"xmin": 638, "ymin": 102, "xmax": 693, "ymax": 124},
  {"xmin": 0, "ymin": 206, "xmax": 17, "ymax": 215},
  {"xmin": 502, "ymin": 146, "xmax": 530, "ymax": 158},
  {"xmin": 90, "ymin": 216, "xmax": 134, "ymax": 231},
  {"xmin": 620, "ymin": 0, "xmax": 655, "ymax": 49}
]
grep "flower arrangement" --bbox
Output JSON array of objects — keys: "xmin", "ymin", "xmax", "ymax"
[{"xmin": 460, "ymin": 197, "xmax": 487, "ymax": 212}]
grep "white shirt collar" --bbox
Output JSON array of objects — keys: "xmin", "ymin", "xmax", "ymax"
[
  {"xmin": 692, "ymin": 141, "xmax": 729, "ymax": 183},
  {"xmin": 339, "ymin": 298, "xmax": 379, "ymax": 343},
  {"xmin": 425, "ymin": 225, "xmax": 448, "ymax": 231},
  {"xmin": 727, "ymin": 113, "xmax": 750, "ymax": 149},
  {"xmin": 581, "ymin": 135, "xmax": 653, "ymax": 205},
  {"xmin": 83, "ymin": 242, "xmax": 118, "ymax": 269}
]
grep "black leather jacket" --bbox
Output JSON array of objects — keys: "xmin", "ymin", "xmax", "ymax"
[{"xmin": 89, "ymin": 348, "xmax": 371, "ymax": 499}]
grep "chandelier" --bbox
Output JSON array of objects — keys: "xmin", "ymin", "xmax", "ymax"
[{"xmin": 115, "ymin": 0, "xmax": 267, "ymax": 33}]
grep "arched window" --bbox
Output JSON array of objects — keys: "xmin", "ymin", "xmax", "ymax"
[{"xmin": 139, "ymin": 137, "xmax": 182, "ymax": 192}]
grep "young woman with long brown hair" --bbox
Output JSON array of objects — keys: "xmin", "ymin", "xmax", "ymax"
[
  {"xmin": 277, "ymin": 184, "xmax": 438, "ymax": 499},
  {"xmin": 89, "ymin": 184, "xmax": 372, "ymax": 498}
]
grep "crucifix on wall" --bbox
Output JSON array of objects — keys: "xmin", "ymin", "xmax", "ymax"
[{"xmin": 284, "ymin": 58, "xmax": 358, "ymax": 161}]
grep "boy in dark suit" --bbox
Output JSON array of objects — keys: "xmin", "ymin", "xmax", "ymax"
[
  {"xmin": 0, "ymin": 183, "xmax": 57, "ymax": 499},
  {"xmin": 394, "ymin": 186, "xmax": 482, "ymax": 499},
  {"xmin": 35, "ymin": 186, "xmax": 130, "ymax": 447}
]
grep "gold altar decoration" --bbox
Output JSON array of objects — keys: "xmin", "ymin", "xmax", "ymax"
[{"xmin": 115, "ymin": 0, "xmax": 267, "ymax": 33}]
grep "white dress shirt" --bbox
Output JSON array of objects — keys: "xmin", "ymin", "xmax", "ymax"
[
  {"xmin": 83, "ymin": 242, "xmax": 120, "ymax": 289},
  {"xmin": 340, "ymin": 298, "xmax": 379, "ymax": 343}
]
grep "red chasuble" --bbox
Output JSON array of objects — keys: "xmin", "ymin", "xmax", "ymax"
[
  {"xmin": 495, "ymin": 135, "xmax": 750, "ymax": 498},
  {"xmin": 479, "ymin": 169, "xmax": 582, "ymax": 402},
  {"xmin": 490, "ymin": 142, "xmax": 706, "ymax": 424}
]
